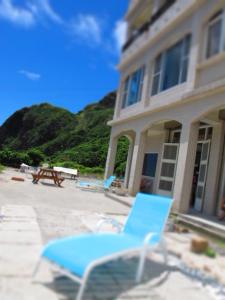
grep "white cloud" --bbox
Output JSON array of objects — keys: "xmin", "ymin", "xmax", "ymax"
[
  {"xmin": 113, "ymin": 20, "xmax": 127, "ymax": 51},
  {"xmin": 33, "ymin": 0, "xmax": 63, "ymax": 24},
  {"xmin": 19, "ymin": 69, "xmax": 41, "ymax": 81},
  {"xmin": 0, "ymin": 0, "xmax": 62, "ymax": 27},
  {"xmin": 70, "ymin": 14, "xmax": 102, "ymax": 45},
  {"xmin": 0, "ymin": 0, "xmax": 35, "ymax": 27}
]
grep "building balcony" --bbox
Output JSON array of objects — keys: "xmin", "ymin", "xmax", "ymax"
[
  {"xmin": 123, "ymin": 0, "xmax": 176, "ymax": 52},
  {"xmin": 121, "ymin": 0, "xmax": 198, "ymax": 64}
]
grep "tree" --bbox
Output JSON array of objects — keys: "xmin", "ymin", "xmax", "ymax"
[{"xmin": 27, "ymin": 149, "xmax": 45, "ymax": 167}]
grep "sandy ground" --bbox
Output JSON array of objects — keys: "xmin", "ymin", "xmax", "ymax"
[
  {"xmin": 0, "ymin": 169, "xmax": 130, "ymax": 214},
  {"xmin": 0, "ymin": 168, "xmax": 223, "ymax": 300}
]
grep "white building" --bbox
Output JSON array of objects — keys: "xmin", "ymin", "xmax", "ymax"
[{"xmin": 105, "ymin": 0, "xmax": 225, "ymax": 218}]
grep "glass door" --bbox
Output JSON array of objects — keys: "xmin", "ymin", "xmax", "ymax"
[
  {"xmin": 157, "ymin": 143, "xmax": 179, "ymax": 196},
  {"xmin": 194, "ymin": 140, "xmax": 211, "ymax": 212}
]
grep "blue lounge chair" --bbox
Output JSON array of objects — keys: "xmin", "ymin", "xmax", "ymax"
[
  {"xmin": 34, "ymin": 193, "xmax": 173, "ymax": 300},
  {"xmin": 77, "ymin": 175, "xmax": 116, "ymax": 192}
]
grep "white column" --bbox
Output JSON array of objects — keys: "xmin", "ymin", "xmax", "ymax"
[
  {"xmin": 124, "ymin": 140, "xmax": 134, "ymax": 188},
  {"xmin": 203, "ymin": 122, "xmax": 225, "ymax": 215},
  {"xmin": 113, "ymin": 81, "xmax": 123, "ymax": 119},
  {"xmin": 173, "ymin": 121, "xmax": 199, "ymax": 213},
  {"xmin": 104, "ymin": 135, "xmax": 118, "ymax": 179},
  {"xmin": 128, "ymin": 131, "xmax": 147, "ymax": 196}
]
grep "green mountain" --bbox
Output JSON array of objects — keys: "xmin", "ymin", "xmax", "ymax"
[{"xmin": 0, "ymin": 92, "xmax": 128, "ymax": 175}]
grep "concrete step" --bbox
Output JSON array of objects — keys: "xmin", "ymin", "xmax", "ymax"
[
  {"xmin": 105, "ymin": 192, "xmax": 134, "ymax": 208},
  {"xmin": 177, "ymin": 214, "xmax": 225, "ymax": 240}
]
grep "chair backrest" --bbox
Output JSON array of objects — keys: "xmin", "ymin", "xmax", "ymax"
[
  {"xmin": 124, "ymin": 193, "xmax": 173, "ymax": 241},
  {"xmin": 104, "ymin": 176, "xmax": 116, "ymax": 189}
]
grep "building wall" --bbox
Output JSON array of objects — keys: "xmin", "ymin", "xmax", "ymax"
[
  {"xmin": 114, "ymin": 0, "xmax": 225, "ymax": 122},
  {"xmin": 107, "ymin": 0, "xmax": 225, "ymax": 216},
  {"xmin": 109, "ymin": 88, "xmax": 225, "ymax": 214}
]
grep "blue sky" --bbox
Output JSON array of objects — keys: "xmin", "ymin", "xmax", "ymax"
[{"xmin": 0, "ymin": 0, "xmax": 129, "ymax": 124}]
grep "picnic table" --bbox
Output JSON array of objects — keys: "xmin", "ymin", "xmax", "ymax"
[{"xmin": 32, "ymin": 168, "xmax": 64, "ymax": 187}]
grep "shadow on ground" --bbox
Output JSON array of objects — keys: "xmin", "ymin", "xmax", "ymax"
[{"xmin": 42, "ymin": 257, "xmax": 175, "ymax": 300}]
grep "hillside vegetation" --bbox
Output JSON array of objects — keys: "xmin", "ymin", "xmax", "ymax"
[{"xmin": 0, "ymin": 92, "xmax": 128, "ymax": 176}]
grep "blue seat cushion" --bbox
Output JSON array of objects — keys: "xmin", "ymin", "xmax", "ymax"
[{"xmin": 42, "ymin": 233, "xmax": 143, "ymax": 278}]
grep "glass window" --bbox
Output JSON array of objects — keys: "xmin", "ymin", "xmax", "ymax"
[
  {"xmin": 162, "ymin": 40, "xmax": 183, "ymax": 90},
  {"xmin": 163, "ymin": 145, "xmax": 178, "ymax": 160},
  {"xmin": 122, "ymin": 66, "xmax": 145, "ymax": 108},
  {"xmin": 171, "ymin": 131, "xmax": 181, "ymax": 143},
  {"xmin": 160, "ymin": 162, "xmax": 175, "ymax": 178},
  {"xmin": 198, "ymin": 128, "xmax": 206, "ymax": 141},
  {"xmin": 206, "ymin": 11, "xmax": 225, "ymax": 59},
  {"xmin": 159, "ymin": 180, "xmax": 173, "ymax": 191},
  {"xmin": 142, "ymin": 153, "xmax": 158, "ymax": 177},
  {"xmin": 151, "ymin": 34, "xmax": 191, "ymax": 96},
  {"xmin": 206, "ymin": 127, "xmax": 213, "ymax": 140}
]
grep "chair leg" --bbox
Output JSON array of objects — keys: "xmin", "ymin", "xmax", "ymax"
[
  {"xmin": 76, "ymin": 279, "xmax": 87, "ymax": 300},
  {"xmin": 160, "ymin": 238, "xmax": 168, "ymax": 264},
  {"xmin": 136, "ymin": 248, "xmax": 147, "ymax": 284},
  {"xmin": 32, "ymin": 258, "xmax": 42, "ymax": 279}
]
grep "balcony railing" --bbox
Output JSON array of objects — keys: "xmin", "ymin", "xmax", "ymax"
[{"xmin": 122, "ymin": 0, "xmax": 176, "ymax": 52}]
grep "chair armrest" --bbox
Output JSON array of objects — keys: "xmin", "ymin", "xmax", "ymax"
[
  {"xmin": 143, "ymin": 232, "xmax": 158, "ymax": 246},
  {"xmin": 95, "ymin": 216, "xmax": 123, "ymax": 233}
]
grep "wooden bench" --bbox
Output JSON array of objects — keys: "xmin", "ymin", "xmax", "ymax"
[{"xmin": 32, "ymin": 168, "xmax": 64, "ymax": 187}]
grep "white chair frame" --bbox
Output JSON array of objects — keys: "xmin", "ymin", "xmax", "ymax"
[{"xmin": 33, "ymin": 216, "xmax": 168, "ymax": 300}]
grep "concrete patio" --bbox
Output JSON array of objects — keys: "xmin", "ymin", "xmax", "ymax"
[{"xmin": 0, "ymin": 168, "xmax": 224, "ymax": 300}]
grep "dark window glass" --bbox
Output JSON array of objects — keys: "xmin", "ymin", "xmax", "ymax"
[
  {"xmin": 162, "ymin": 40, "xmax": 183, "ymax": 90},
  {"xmin": 160, "ymin": 162, "xmax": 175, "ymax": 177},
  {"xmin": 172, "ymin": 131, "xmax": 181, "ymax": 143},
  {"xmin": 180, "ymin": 58, "xmax": 188, "ymax": 83},
  {"xmin": 163, "ymin": 145, "xmax": 178, "ymax": 160},
  {"xmin": 198, "ymin": 128, "xmax": 206, "ymax": 141},
  {"xmin": 124, "ymin": 66, "xmax": 145, "ymax": 107},
  {"xmin": 159, "ymin": 180, "xmax": 173, "ymax": 191},
  {"xmin": 128, "ymin": 71, "xmax": 139, "ymax": 105}
]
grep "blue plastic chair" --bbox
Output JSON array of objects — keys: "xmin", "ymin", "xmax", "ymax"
[
  {"xmin": 34, "ymin": 193, "xmax": 173, "ymax": 300},
  {"xmin": 77, "ymin": 175, "xmax": 116, "ymax": 192}
]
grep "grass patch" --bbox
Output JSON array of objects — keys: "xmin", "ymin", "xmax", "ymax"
[
  {"xmin": 0, "ymin": 164, "xmax": 5, "ymax": 173},
  {"xmin": 204, "ymin": 247, "xmax": 217, "ymax": 258}
]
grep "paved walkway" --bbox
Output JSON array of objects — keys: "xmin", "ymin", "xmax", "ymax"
[{"xmin": 0, "ymin": 205, "xmax": 57, "ymax": 300}]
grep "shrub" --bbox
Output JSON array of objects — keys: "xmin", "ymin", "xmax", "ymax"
[
  {"xmin": 204, "ymin": 247, "xmax": 216, "ymax": 258},
  {"xmin": 27, "ymin": 149, "xmax": 45, "ymax": 167},
  {"xmin": 0, "ymin": 149, "xmax": 31, "ymax": 168}
]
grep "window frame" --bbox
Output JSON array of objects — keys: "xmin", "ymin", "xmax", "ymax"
[
  {"xmin": 206, "ymin": 10, "xmax": 225, "ymax": 59},
  {"xmin": 151, "ymin": 34, "xmax": 191, "ymax": 96},
  {"xmin": 121, "ymin": 66, "xmax": 145, "ymax": 109}
]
